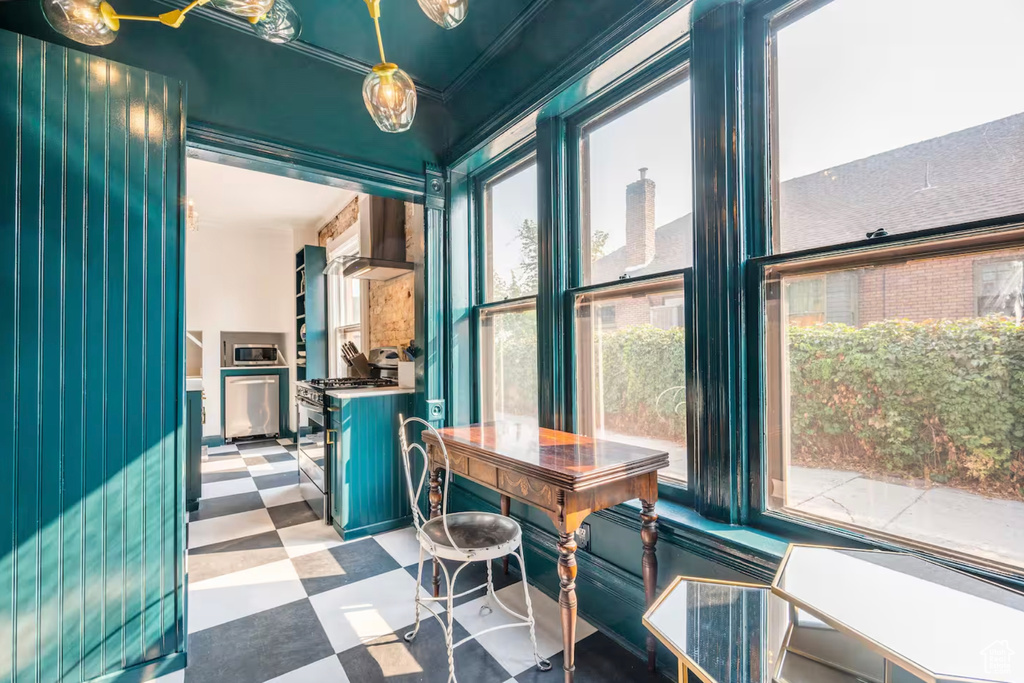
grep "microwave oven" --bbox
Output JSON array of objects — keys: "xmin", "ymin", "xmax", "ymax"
[{"xmin": 233, "ymin": 344, "xmax": 280, "ymax": 366}]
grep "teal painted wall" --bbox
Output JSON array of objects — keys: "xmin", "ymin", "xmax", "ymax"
[
  {"xmin": 0, "ymin": 0, "xmax": 447, "ymax": 175},
  {"xmin": 0, "ymin": 30, "xmax": 186, "ymax": 682}
]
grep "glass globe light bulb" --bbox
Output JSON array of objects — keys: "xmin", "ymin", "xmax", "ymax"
[
  {"xmin": 211, "ymin": 0, "xmax": 274, "ymax": 19},
  {"xmin": 40, "ymin": 0, "xmax": 118, "ymax": 46},
  {"xmin": 251, "ymin": 0, "xmax": 301, "ymax": 43},
  {"xmin": 416, "ymin": 0, "xmax": 467, "ymax": 29},
  {"xmin": 362, "ymin": 63, "xmax": 417, "ymax": 134}
]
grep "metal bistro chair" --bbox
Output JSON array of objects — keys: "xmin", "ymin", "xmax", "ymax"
[{"xmin": 398, "ymin": 415, "xmax": 553, "ymax": 683}]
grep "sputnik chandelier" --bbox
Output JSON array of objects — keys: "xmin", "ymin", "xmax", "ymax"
[{"xmin": 40, "ymin": 0, "xmax": 469, "ymax": 133}]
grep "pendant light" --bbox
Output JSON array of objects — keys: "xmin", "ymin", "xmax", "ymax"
[
  {"xmin": 40, "ymin": 0, "xmax": 284, "ymax": 45},
  {"xmin": 362, "ymin": 0, "xmax": 417, "ymax": 134},
  {"xmin": 417, "ymin": 0, "xmax": 467, "ymax": 29},
  {"xmin": 249, "ymin": 0, "xmax": 301, "ymax": 44}
]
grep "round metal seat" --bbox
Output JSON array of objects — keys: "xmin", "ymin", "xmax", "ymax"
[{"xmin": 420, "ymin": 512, "xmax": 522, "ymax": 561}]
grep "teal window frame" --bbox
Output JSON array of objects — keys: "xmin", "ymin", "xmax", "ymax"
[
  {"xmin": 469, "ymin": 145, "xmax": 540, "ymax": 424},
  {"xmin": 743, "ymin": 0, "xmax": 1024, "ymax": 589},
  {"xmin": 563, "ymin": 55, "xmax": 696, "ymax": 506}
]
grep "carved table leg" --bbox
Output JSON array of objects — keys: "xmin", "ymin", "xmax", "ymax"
[
  {"xmin": 641, "ymin": 499, "xmax": 659, "ymax": 673},
  {"xmin": 429, "ymin": 467, "xmax": 443, "ymax": 598},
  {"xmin": 557, "ymin": 531, "xmax": 578, "ymax": 682},
  {"xmin": 501, "ymin": 494, "xmax": 511, "ymax": 575}
]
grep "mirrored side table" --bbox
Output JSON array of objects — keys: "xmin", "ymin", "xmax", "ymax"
[{"xmin": 643, "ymin": 545, "xmax": 1024, "ymax": 683}]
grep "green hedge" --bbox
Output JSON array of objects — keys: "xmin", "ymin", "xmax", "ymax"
[{"xmin": 789, "ymin": 318, "xmax": 1024, "ymax": 485}]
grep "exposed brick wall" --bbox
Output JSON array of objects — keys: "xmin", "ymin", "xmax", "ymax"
[
  {"xmin": 367, "ymin": 202, "xmax": 417, "ymax": 349},
  {"xmin": 318, "ymin": 196, "xmax": 359, "ymax": 247}
]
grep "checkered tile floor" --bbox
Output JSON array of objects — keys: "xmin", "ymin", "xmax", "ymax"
[{"xmin": 149, "ymin": 437, "xmax": 669, "ymax": 683}]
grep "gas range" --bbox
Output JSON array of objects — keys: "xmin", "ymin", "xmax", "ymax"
[{"xmin": 297, "ymin": 377, "xmax": 399, "ymax": 408}]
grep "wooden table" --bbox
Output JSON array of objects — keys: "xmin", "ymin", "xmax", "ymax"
[{"xmin": 421, "ymin": 422, "xmax": 669, "ymax": 683}]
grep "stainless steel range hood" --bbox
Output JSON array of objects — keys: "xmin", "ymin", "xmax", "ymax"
[{"xmin": 326, "ymin": 196, "xmax": 412, "ymax": 281}]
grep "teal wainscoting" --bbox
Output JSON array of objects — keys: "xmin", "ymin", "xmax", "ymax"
[
  {"xmin": 330, "ymin": 393, "xmax": 414, "ymax": 541},
  {"xmin": 219, "ymin": 368, "xmax": 292, "ymax": 441},
  {"xmin": 446, "ymin": 479, "xmax": 778, "ymax": 678},
  {"xmin": 0, "ymin": 30, "xmax": 187, "ymax": 683}
]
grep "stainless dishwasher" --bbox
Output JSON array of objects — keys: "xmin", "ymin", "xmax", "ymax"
[{"xmin": 224, "ymin": 374, "xmax": 280, "ymax": 440}]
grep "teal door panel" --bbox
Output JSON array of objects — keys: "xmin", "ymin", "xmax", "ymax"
[{"xmin": 0, "ymin": 29, "xmax": 186, "ymax": 682}]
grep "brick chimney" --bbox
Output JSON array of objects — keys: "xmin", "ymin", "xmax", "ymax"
[{"xmin": 625, "ymin": 167, "xmax": 655, "ymax": 269}]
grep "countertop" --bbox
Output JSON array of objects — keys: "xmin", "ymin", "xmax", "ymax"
[
  {"xmin": 186, "ymin": 377, "xmax": 203, "ymax": 392},
  {"xmin": 219, "ymin": 365, "xmax": 288, "ymax": 371},
  {"xmin": 326, "ymin": 386, "xmax": 415, "ymax": 399}
]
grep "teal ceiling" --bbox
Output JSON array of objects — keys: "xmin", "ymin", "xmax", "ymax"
[{"xmin": 291, "ymin": 0, "xmax": 537, "ymax": 93}]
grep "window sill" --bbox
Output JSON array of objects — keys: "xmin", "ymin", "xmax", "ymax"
[{"xmin": 598, "ymin": 500, "xmax": 790, "ymax": 583}]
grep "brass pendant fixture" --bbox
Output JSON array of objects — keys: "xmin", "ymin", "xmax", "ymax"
[
  {"xmin": 40, "ymin": 0, "xmax": 301, "ymax": 46},
  {"xmin": 362, "ymin": 0, "xmax": 416, "ymax": 134},
  {"xmin": 417, "ymin": 0, "xmax": 467, "ymax": 29}
]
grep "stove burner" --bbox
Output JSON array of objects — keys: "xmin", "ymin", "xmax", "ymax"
[{"xmin": 307, "ymin": 377, "xmax": 398, "ymax": 390}]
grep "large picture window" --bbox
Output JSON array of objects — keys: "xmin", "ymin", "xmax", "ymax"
[{"xmin": 764, "ymin": 0, "xmax": 1024, "ymax": 572}]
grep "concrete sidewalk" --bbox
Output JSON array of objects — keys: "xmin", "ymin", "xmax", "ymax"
[{"xmin": 789, "ymin": 466, "xmax": 1024, "ymax": 569}]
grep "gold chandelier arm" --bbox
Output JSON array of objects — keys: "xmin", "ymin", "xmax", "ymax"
[
  {"xmin": 363, "ymin": 0, "xmax": 387, "ymax": 64},
  {"xmin": 102, "ymin": 0, "xmax": 212, "ymax": 29}
]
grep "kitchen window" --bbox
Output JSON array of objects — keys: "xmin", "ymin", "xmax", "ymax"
[
  {"xmin": 478, "ymin": 301, "xmax": 538, "ymax": 426},
  {"xmin": 760, "ymin": 0, "xmax": 1024, "ymax": 573},
  {"xmin": 481, "ymin": 158, "xmax": 539, "ymax": 302},
  {"xmin": 569, "ymin": 66, "xmax": 695, "ymax": 496},
  {"xmin": 328, "ymin": 237, "xmax": 363, "ymax": 377}
]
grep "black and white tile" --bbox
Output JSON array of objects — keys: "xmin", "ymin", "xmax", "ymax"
[{"xmin": 153, "ymin": 437, "xmax": 671, "ymax": 683}]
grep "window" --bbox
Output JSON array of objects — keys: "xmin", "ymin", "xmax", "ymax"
[
  {"xmin": 580, "ymin": 74, "xmax": 693, "ymax": 286},
  {"xmin": 785, "ymin": 272, "xmax": 858, "ymax": 327},
  {"xmin": 976, "ymin": 259, "xmax": 1024, "ymax": 319},
  {"xmin": 772, "ymin": 0, "xmax": 1024, "ymax": 253},
  {"xmin": 571, "ymin": 70, "xmax": 695, "ymax": 493},
  {"xmin": 479, "ymin": 303, "xmax": 538, "ymax": 425},
  {"xmin": 476, "ymin": 154, "xmax": 540, "ymax": 425},
  {"xmin": 765, "ymin": 0, "xmax": 1024, "ymax": 572},
  {"xmin": 482, "ymin": 159, "xmax": 538, "ymax": 301},
  {"xmin": 575, "ymin": 277, "xmax": 690, "ymax": 485},
  {"xmin": 328, "ymin": 237, "xmax": 362, "ymax": 376}
]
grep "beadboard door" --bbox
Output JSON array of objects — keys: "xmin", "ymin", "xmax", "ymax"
[{"xmin": 0, "ymin": 29, "xmax": 187, "ymax": 682}]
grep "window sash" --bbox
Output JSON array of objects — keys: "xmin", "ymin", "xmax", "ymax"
[
  {"xmin": 758, "ymin": 227, "xmax": 1024, "ymax": 574},
  {"xmin": 566, "ymin": 270, "xmax": 695, "ymax": 499},
  {"xmin": 475, "ymin": 297, "xmax": 539, "ymax": 424}
]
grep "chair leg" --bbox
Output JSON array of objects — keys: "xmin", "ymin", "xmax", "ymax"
[
  {"xmin": 404, "ymin": 545, "xmax": 426, "ymax": 642},
  {"xmin": 516, "ymin": 549, "xmax": 552, "ymax": 672},
  {"xmin": 479, "ymin": 560, "xmax": 495, "ymax": 617},
  {"xmin": 445, "ymin": 565, "xmax": 458, "ymax": 683}
]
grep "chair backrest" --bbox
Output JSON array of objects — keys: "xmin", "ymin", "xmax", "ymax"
[{"xmin": 398, "ymin": 415, "xmax": 463, "ymax": 553}]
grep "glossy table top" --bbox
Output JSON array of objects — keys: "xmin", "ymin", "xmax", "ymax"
[
  {"xmin": 774, "ymin": 545, "xmax": 1024, "ymax": 682},
  {"xmin": 423, "ymin": 422, "xmax": 669, "ymax": 490}
]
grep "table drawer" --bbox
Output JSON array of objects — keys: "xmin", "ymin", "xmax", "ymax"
[{"xmin": 499, "ymin": 471, "xmax": 558, "ymax": 512}]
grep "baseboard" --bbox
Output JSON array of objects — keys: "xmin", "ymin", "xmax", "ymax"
[
  {"xmin": 334, "ymin": 514, "xmax": 413, "ymax": 542},
  {"xmin": 87, "ymin": 652, "xmax": 186, "ymax": 683},
  {"xmin": 201, "ymin": 435, "xmax": 225, "ymax": 448},
  {"xmin": 449, "ymin": 484, "xmax": 678, "ymax": 680}
]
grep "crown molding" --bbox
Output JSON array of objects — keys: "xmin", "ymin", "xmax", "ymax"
[
  {"xmin": 445, "ymin": 0, "xmax": 685, "ymax": 167},
  {"xmin": 442, "ymin": 0, "xmax": 556, "ymax": 99}
]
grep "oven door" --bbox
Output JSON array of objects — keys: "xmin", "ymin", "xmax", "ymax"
[{"xmin": 296, "ymin": 397, "xmax": 331, "ymax": 523}]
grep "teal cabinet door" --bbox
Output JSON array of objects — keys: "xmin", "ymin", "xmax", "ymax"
[{"xmin": 0, "ymin": 30, "xmax": 187, "ymax": 682}]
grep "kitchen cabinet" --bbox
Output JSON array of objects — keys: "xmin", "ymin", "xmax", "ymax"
[
  {"xmin": 328, "ymin": 390, "xmax": 414, "ymax": 540},
  {"xmin": 296, "ymin": 245, "xmax": 327, "ymax": 381}
]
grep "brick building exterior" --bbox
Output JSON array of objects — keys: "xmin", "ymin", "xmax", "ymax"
[{"xmin": 590, "ymin": 112, "xmax": 1024, "ymax": 332}]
